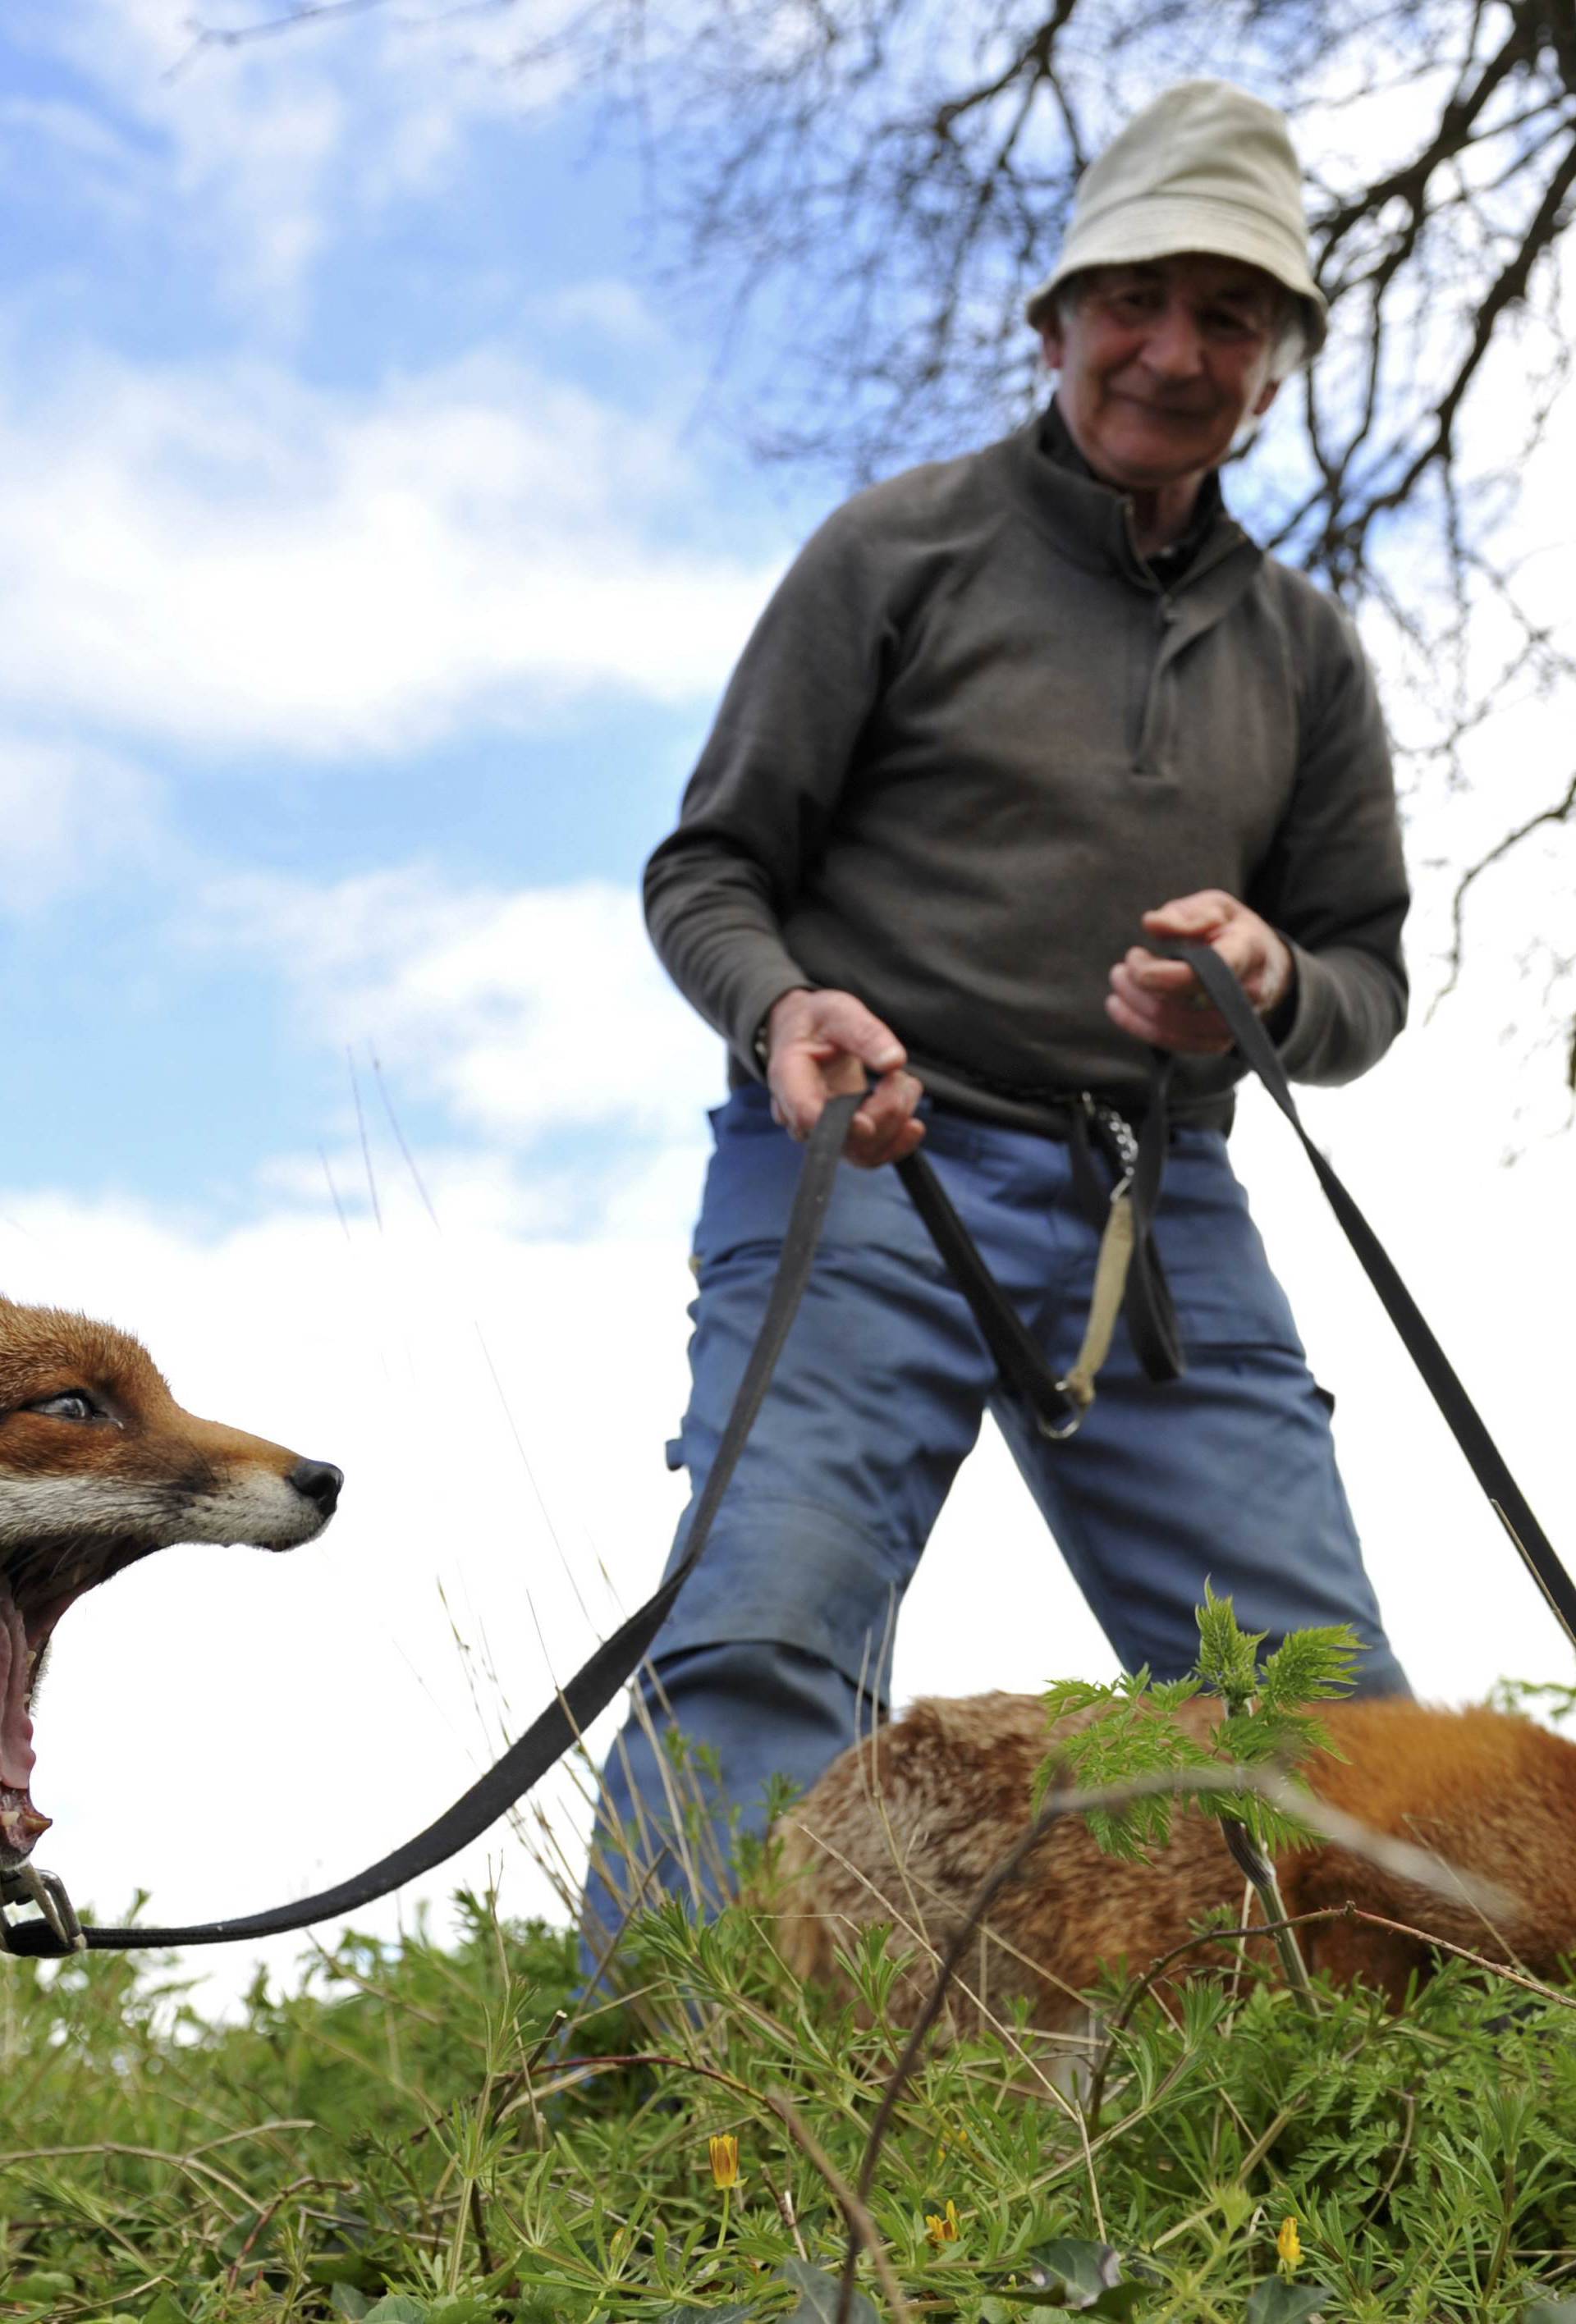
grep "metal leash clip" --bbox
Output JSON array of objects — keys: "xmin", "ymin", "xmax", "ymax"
[
  {"xmin": 1049, "ymin": 1096, "xmax": 1147, "ymax": 1435},
  {"xmin": 0, "ymin": 1862, "xmax": 85, "ymax": 1956},
  {"xmin": 1080, "ymin": 1091, "xmax": 1139, "ymax": 1200},
  {"xmin": 1035, "ymin": 1390, "xmax": 1087, "ymax": 1443}
]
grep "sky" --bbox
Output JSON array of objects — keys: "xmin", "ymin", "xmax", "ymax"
[{"xmin": 1, "ymin": 1, "xmax": 1573, "ymax": 2012}]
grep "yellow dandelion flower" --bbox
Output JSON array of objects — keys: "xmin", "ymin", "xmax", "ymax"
[
  {"xmin": 925, "ymin": 2198, "xmax": 961, "ymax": 2249},
  {"xmin": 708, "ymin": 2133, "xmax": 740, "ymax": 2190},
  {"xmin": 1276, "ymin": 2216, "xmax": 1302, "ymax": 2275}
]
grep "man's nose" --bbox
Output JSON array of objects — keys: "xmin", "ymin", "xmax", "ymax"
[{"xmin": 1140, "ymin": 302, "xmax": 1207, "ymax": 380}]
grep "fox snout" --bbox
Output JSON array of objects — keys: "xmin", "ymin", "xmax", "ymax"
[
  {"xmin": 179, "ymin": 1433, "xmax": 345, "ymax": 1553},
  {"xmin": 287, "ymin": 1459, "xmax": 344, "ymax": 1521}
]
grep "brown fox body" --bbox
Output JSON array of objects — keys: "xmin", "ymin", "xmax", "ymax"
[
  {"xmin": 769, "ymin": 1691, "xmax": 1576, "ymax": 2028},
  {"xmin": 0, "ymin": 1295, "xmax": 341, "ymax": 1866}
]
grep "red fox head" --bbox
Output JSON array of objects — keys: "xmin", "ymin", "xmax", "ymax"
[{"xmin": 0, "ymin": 1296, "xmax": 341, "ymax": 1864}]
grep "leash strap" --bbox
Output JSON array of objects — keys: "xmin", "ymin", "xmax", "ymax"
[
  {"xmin": 896, "ymin": 1152, "xmax": 1083, "ymax": 1437},
  {"xmin": 1060, "ymin": 1192, "xmax": 1135, "ymax": 1411},
  {"xmin": 4, "ymin": 1098, "xmax": 863, "ymax": 1958},
  {"xmin": 898, "ymin": 1075, "xmax": 1186, "ymax": 1431},
  {"xmin": 1171, "ymin": 936, "xmax": 1576, "ymax": 1652},
  {"xmin": 14, "ymin": 950, "xmax": 1571, "ymax": 1956},
  {"xmin": 1066, "ymin": 1093, "xmax": 1185, "ymax": 1384}
]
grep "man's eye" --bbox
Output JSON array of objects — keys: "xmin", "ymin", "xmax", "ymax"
[
  {"xmin": 30, "ymin": 1392, "xmax": 99, "ymax": 1422},
  {"xmin": 1204, "ymin": 309, "xmax": 1264, "ymax": 340}
]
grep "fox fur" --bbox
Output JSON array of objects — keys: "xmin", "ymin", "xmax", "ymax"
[
  {"xmin": 0, "ymin": 1294, "xmax": 341, "ymax": 1865},
  {"xmin": 767, "ymin": 1690, "xmax": 1576, "ymax": 2029}
]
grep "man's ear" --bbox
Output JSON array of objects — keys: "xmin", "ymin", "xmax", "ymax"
[
  {"xmin": 1251, "ymin": 373, "xmax": 1283, "ymax": 419},
  {"xmin": 1038, "ymin": 321, "xmax": 1064, "ymax": 373}
]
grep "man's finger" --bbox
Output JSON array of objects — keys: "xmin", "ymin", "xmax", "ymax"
[
  {"xmin": 850, "ymin": 1069, "xmax": 923, "ymax": 1145},
  {"xmin": 1139, "ymin": 889, "xmax": 1238, "ymax": 936},
  {"xmin": 1125, "ymin": 947, "xmax": 1204, "ymax": 995},
  {"xmin": 1105, "ymin": 996, "xmax": 1233, "ymax": 1056},
  {"xmin": 848, "ymin": 1110, "xmax": 927, "ymax": 1169},
  {"xmin": 812, "ymin": 993, "xmax": 907, "ymax": 1073},
  {"xmin": 1106, "ymin": 979, "xmax": 1233, "ymax": 1055},
  {"xmin": 772, "ymin": 1050, "xmax": 836, "ymax": 1138}
]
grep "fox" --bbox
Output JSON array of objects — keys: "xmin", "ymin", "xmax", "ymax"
[
  {"xmin": 0, "ymin": 1293, "xmax": 341, "ymax": 1923},
  {"xmin": 767, "ymin": 1689, "xmax": 1576, "ymax": 2031}
]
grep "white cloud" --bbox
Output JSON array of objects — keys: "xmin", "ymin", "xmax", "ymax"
[
  {"xmin": 197, "ymin": 867, "xmax": 726, "ymax": 1154},
  {"xmin": 11, "ymin": 0, "xmax": 580, "ymax": 316},
  {"xmin": 14, "ymin": 0, "xmax": 341, "ymax": 313},
  {"xmin": 0, "ymin": 350, "xmax": 782, "ymax": 755},
  {"xmin": 0, "ymin": 737, "xmax": 167, "ymax": 911},
  {"xmin": 538, "ymin": 280, "xmax": 670, "ymax": 344}
]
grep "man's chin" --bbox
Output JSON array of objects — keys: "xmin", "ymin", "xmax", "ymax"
[{"xmin": 1091, "ymin": 413, "xmax": 1228, "ymax": 492}]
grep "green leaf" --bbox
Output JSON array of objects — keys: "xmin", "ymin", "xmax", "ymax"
[
  {"xmin": 1042, "ymin": 1677, "xmax": 1127, "ymax": 1727},
  {"xmin": 362, "ymin": 2301, "xmax": 429, "ymax": 2324},
  {"xmin": 777, "ymin": 2257, "xmax": 881, "ymax": 2322},
  {"xmin": 1257, "ymin": 1624, "xmax": 1359, "ymax": 1713},
  {"xmin": 13, "ymin": 2276, "xmax": 77, "ymax": 2308},
  {"xmin": 651, "ymin": 2308, "xmax": 752, "ymax": 2322},
  {"xmin": 313, "ymin": 2255, "xmax": 386, "ymax": 2292},
  {"xmin": 996, "ymin": 2240, "xmax": 1152, "ymax": 2314},
  {"xmin": 331, "ymin": 2293, "xmax": 373, "ymax": 2323},
  {"xmin": 1521, "ymin": 2303, "xmax": 1576, "ymax": 2322},
  {"xmin": 141, "ymin": 2300, "xmax": 191, "ymax": 2324},
  {"xmin": 1030, "ymin": 2240, "xmax": 1125, "ymax": 2296},
  {"xmin": 1243, "ymin": 2284, "xmax": 1333, "ymax": 2323},
  {"xmin": 1193, "ymin": 1584, "xmax": 1264, "ymax": 1705}
]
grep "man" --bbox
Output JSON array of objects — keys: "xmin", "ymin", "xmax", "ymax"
[{"xmin": 583, "ymin": 80, "xmax": 1409, "ymax": 1955}]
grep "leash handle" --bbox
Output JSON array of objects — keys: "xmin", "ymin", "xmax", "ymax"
[{"xmin": 1171, "ymin": 936, "xmax": 1576, "ymax": 1654}]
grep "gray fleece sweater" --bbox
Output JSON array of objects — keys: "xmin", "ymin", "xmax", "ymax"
[{"xmin": 644, "ymin": 404, "xmax": 1409, "ymax": 1131}]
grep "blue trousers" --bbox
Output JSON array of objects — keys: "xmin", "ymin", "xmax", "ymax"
[{"xmin": 581, "ymin": 1086, "xmax": 1407, "ymax": 1955}]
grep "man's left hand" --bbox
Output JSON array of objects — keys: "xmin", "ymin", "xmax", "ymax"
[{"xmin": 1106, "ymin": 890, "xmax": 1294, "ymax": 1056}]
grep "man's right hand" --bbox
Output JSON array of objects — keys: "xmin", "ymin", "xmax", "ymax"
[{"xmin": 763, "ymin": 988, "xmax": 925, "ymax": 1169}]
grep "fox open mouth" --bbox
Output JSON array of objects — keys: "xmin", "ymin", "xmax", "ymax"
[{"xmin": 0, "ymin": 1558, "xmax": 113, "ymax": 1864}]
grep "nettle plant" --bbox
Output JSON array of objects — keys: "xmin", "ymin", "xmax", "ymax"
[{"xmin": 1034, "ymin": 1587, "xmax": 1362, "ymax": 2005}]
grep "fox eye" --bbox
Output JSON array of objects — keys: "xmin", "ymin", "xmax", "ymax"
[{"xmin": 29, "ymin": 1391, "xmax": 100, "ymax": 1422}]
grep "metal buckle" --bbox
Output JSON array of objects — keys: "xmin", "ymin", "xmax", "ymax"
[
  {"xmin": 1037, "ymin": 1398, "xmax": 1085, "ymax": 1442},
  {"xmin": 0, "ymin": 1863, "xmax": 85, "ymax": 1956},
  {"xmin": 1080, "ymin": 1091, "xmax": 1139, "ymax": 1179}
]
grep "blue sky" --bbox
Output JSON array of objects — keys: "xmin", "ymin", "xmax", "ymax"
[
  {"xmin": 0, "ymin": 0, "xmax": 819, "ymax": 1214},
  {"xmin": 2, "ymin": 2, "xmax": 1573, "ymax": 2004}
]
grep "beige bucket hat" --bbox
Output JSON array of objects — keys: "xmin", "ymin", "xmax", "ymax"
[{"xmin": 1024, "ymin": 80, "xmax": 1327, "ymax": 359}]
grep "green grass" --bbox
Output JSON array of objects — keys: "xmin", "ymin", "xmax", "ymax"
[{"xmin": 3, "ymin": 1881, "xmax": 1576, "ymax": 2324}]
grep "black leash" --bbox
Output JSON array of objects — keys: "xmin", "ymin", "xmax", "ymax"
[
  {"xmin": 7, "ymin": 1098, "xmax": 865, "ymax": 1959},
  {"xmin": 896, "ymin": 1153, "xmax": 1083, "ymax": 1436},
  {"xmin": 895, "ymin": 1064, "xmax": 1185, "ymax": 1431},
  {"xmin": 7, "ymin": 954, "xmax": 1571, "ymax": 1956},
  {"xmin": 1171, "ymin": 936, "xmax": 1576, "ymax": 1653}
]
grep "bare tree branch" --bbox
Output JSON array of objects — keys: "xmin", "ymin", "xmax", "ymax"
[{"xmin": 188, "ymin": 0, "xmax": 1576, "ymax": 1088}]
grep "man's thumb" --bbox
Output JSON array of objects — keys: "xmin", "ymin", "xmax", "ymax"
[{"xmin": 820, "ymin": 993, "xmax": 905, "ymax": 1071}]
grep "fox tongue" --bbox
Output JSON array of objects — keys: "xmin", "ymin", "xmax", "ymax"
[
  {"xmin": 0, "ymin": 1597, "xmax": 48, "ymax": 1859},
  {"xmin": 0, "ymin": 1594, "xmax": 38, "ymax": 1787}
]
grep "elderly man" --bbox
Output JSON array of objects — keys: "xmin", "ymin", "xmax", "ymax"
[{"xmin": 583, "ymin": 80, "xmax": 1409, "ymax": 1951}]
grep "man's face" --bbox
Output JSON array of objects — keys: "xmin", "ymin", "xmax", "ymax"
[{"xmin": 1039, "ymin": 254, "xmax": 1286, "ymax": 495}]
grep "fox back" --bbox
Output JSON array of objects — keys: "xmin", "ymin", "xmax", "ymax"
[{"xmin": 769, "ymin": 1691, "xmax": 1576, "ymax": 2029}]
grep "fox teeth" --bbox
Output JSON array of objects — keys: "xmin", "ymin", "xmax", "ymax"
[{"xmin": 0, "ymin": 1791, "xmax": 50, "ymax": 1853}]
